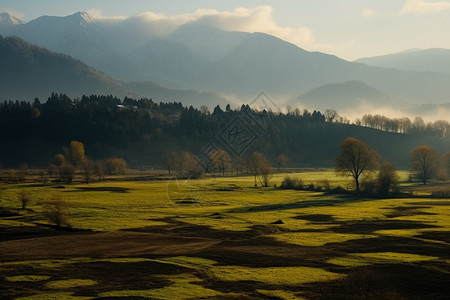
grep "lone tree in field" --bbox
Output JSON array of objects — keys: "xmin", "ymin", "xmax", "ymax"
[
  {"xmin": 248, "ymin": 152, "xmax": 273, "ymax": 187},
  {"xmin": 411, "ymin": 145, "xmax": 439, "ymax": 185},
  {"xmin": 335, "ymin": 137, "xmax": 379, "ymax": 192},
  {"xmin": 162, "ymin": 152, "xmax": 179, "ymax": 175}
]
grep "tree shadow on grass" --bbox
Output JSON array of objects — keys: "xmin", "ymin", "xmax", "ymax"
[
  {"xmin": 229, "ymin": 196, "xmax": 375, "ymax": 214},
  {"xmin": 67, "ymin": 187, "xmax": 132, "ymax": 193},
  {"xmin": 304, "ymin": 262, "xmax": 450, "ymax": 300}
]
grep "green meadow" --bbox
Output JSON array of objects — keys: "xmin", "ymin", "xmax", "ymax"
[{"xmin": 1, "ymin": 170, "xmax": 450, "ymax": 299}]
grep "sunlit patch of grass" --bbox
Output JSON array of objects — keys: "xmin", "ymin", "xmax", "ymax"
[
  {"xmin": 100, "ymin": 257, "xmax": 153, "ymax": 263},
  {"xmin": 271, "ymin": 231, "xmax": 376, "ymax": 247},
  {"xmin": 257, "ymin": 289, "xmax": 307, "ymax": 300},
  {"xmin": 329, "ymin": 252, "xmax": 438, "ymax": 267},
  {"xmin": 45, "ymin": 279, "xmax": 97, "ymax": 289},
  {"xmin": 0, "ymin": 219, "xmax": 37, "ymax": 227},
  {"xmin": 327, "ymin": 256, "xmax": 371, "ymax": 267},
  {"xmin": 374, "ymin": 229, "xmax": 424, "ymax": 237},
  {"xmin": 0, "ymin": 258, "xmax": 96, "ymax": 269},
  {"xmin": 16, "ymin": 293, "xmax": 93, "ymax": 300},
  {"xmin": 388, "ymin": 201, "xmax": 450, "ymax": 229},
  {"xmin": 211, "ymin": 266, "xmax": 340, "ymax": 285},
  {"xmin": 354, "ymin": 252, "xmax": 438, "ymax": 263},
  {"xmin": 98, "ymin": 274, "xmax": 223, "ymax": 299},
  {"xmin": 176, "ymin": 215, "xmax": 251, "ymax": 231},
  {"xmin": 5, "ymin": 275, "xmax": 51, "ymax": 282}
]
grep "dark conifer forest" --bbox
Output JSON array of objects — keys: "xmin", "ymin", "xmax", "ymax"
[{"xmin": 1, "ymin": 93, "xmax": 450, "ymax": 169}]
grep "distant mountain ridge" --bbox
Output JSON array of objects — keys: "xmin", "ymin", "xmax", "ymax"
[
  {"xmin": 355, "ymin": 48, "xmax": 450, "ymax": 75},
  {"xmin": 3, "ymin": 11, "xmax": 450, "ymax": 112}
]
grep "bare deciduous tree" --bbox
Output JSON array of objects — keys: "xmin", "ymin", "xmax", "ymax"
[
  {"xmin": 162, "ymin": 152, "xmax": 179, "ymax": 175},
  {"xmin": 335, "ymin": 137, "xmax": 379, "ymax": 192},
  {"xmin": 210, "ymin": 150, "xmax": 230, "ymax": 175},
  {"xmin": 276, "ymin": 154, "xmax": 288, "ymax": 171},
  {"xmin": 411, "ymin": 145, "xmax": 439, "ymax": 185},
  {"xmin": 248, "ymin": 152, "xmax": 273, "ymax": 187},
  {"xmin": 105, "ymin": 158, "xmax": 127, "ymax": 175},
  {"xmin": 58, "ymin": 164, "xmax": 76, "ymax": 183},
  {"xmin": 180, "ymin": 151, "xmax": 203, "ymax": 179}
]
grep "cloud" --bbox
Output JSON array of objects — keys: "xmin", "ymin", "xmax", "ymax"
[
  {"xmin": 191, "ymin": 6, "xmax": 314, "ymax": 46},
  {"xmin": 86, "ymin": 9, "xmax": 126, "ymax": 21},
  {"xmin": 362, "ymin": 9, "xmax": 374, "ymax": 17},
  {"xmin": 399, "ymin": 0, "xmax": 450, "ymax": 15},
  {"xmin": 88, "ymin": 6, "xmax": 315, "ymax": 50},
  {"xmin": 0, "ymin": 8, "xmax": 24, "ymax": 19}
]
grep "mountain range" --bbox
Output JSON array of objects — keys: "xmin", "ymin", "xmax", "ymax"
[{"xmin": 2, "ymin": 11, "xmax": 450, "ymax": 115}]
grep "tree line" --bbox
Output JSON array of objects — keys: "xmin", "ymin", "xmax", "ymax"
[
  {"xmin": 356, "ymin": 114, "xmax": 450, "ymax": 137},
  {"xmin": 334, "ymin": 137, "xmax": 450, "ymax": 195},
  {"xmin": 1, "ymin": 93, "xmax": 450, "ymax": 169}
]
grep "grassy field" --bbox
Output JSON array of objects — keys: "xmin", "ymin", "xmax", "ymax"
[{"xmin": 1, "ymin": 170, "xmax": 450, "ymax": 299}]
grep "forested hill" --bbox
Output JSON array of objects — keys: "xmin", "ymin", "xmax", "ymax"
[
  {"xmin": 0, "ymin": 35, "xmax": 132, "ymax": 99},
  {"xmin": 1, "ymin": 94, "xmax": 449, "ymax": 169}
]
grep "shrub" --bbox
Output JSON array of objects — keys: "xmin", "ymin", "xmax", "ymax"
[
  {"xmin": 318, "ymin": 179, "xmax": 331, "ymax": 191},
  {"xmin": 327, "ymin": 186, "xmax": 347, "ymax": 194},
  {"xmin": 18, "ymin": 190, "xmax": 31, "ymax": 209},
  {"xmin": 43, "ymin": 196, "xmax": 71, "ymax": 228},
  {"xmin": 280, "ymin": 176, "xmax": 303, "ymax": 190},
  {"xmin": 361, "ymin": 177, "xmax": 377, "ymax": 195}
]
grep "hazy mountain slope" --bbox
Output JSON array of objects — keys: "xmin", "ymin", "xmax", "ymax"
[
  {"xmin": 355, "ymin": 48, "xmax": 450, "ymax": 75},
  {"xmin": 3, "ymin": 11, "xmax": 450, "ymax": 109},
  {"xmin": 126, "ymin": 81, "xmax": 232, "ymax": 107},
  {"xmin": 0, "ymin": 35, "xmax": 133, "ymax": 100},
  {"xmin": 0, "ymin": 35, "xmax": 230, "ymax": 107},
  {"xmin": 19, "ymin": 12, "xmax": 136, "ymax": 81},
  {"xmin": 292, "ymin": 81, "xmax": 395, "ymax": 111}
]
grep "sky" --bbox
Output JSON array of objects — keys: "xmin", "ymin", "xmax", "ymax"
[{"xmin": 2, "ymin": 0, "xmax": 450, "ymax": 60}]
